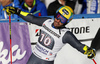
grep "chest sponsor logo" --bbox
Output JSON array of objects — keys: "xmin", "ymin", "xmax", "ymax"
[{"xmin": 43, "ymin": 24, "xmax": 60, "ymax": 38}]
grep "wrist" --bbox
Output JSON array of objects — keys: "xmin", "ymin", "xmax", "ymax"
[{"xmin": 83, "ymin": 45, "xmax": 89, "ymax": 54}]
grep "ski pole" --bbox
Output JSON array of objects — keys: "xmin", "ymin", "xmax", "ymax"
[
  {"xmin": 92, "ymin": 59, "xmax": 97, "ymax": 64},
  {"xmin": 9, "ymin": 15, "xmax": 12, "ymax": 64}
]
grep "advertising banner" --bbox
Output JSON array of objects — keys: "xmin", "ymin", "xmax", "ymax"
[
  {"xmin": 0, "ymin": 22, "xmax": 32, "ymax": 64},
  {"xmin": 66, "ymin": 18, "xmax": 100, "ymax": 41}
]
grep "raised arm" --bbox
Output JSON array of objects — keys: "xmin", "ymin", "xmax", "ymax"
[
  {"xmin": 3, "ymin": 6, "xmax": 51, "ymax": 26},
  {"xmin": 62, "ymin": 31, "xmax": 96, "ymax": 59},
  {"xmin": 19, "ymin": 11, "xmax": 51, "ymax": 26},
  {"xmin": 63, "ymin": 31, "xmax": 86, "ymax": 53}
]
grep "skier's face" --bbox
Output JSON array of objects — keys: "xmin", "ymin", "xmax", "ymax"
[{"xmin": 53, "ymin": 18, "xmax": 64, "ymax": 28}]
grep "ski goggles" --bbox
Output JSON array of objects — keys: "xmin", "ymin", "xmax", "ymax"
[{"xmin": 54, "ymin": 12, "xmax": 68, "ymax": 24}]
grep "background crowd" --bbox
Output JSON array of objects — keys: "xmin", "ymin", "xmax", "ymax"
[{"xmin": 0, "ymin": 0, "xmax": 100, "ymax": 19}]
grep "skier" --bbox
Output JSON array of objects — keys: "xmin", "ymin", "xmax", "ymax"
[{"xmin": 3, "ymin": 6, "xmax": 96, "ymax": 64}]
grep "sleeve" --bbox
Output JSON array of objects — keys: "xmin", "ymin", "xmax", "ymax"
[
  {"xmin": 62, "ymin": 31, "xmax": 88, "ymax": 54},
  {"xmin": 91, "ymin": 28, "xmax": 100, "ymax": 51},
  {"xmin": 13, "ymin": 0, "xmax": 20, "ymax": 7},
  {"xmin": 47, "ymin": 2, "xmax": 63, "ymax": 16},
  {"xmin": 40, "ymin": 3, "xmax": 48, "ymax": 16},
  {"xmin": 47, "ymin": 3, "xmax": 55, "ymax": 16},
  {"xmin": 65, "ymin": 0, "xmax": 77, "ymax": 10},
  {"xmin": 19, "ymin": 11, "xmax": 51, "ymax": 26},
  {"xmin": 78, "ymin": 0, "xmax": 83, "ymax": 4}
]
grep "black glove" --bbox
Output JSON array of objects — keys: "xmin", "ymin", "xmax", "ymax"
[
  {"xmin": 84, "ymin": 48, "xmax": 96, "ymax": 59},
  {"xmin": 3, "ymin": 6, "xmax": 21, "ymax": 16}
]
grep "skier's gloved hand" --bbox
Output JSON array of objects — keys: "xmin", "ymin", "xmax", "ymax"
[
  {"xmin": 84, "ymin": 47, "xmax": 96, "ymax": 59},
  {"xmin": 3, "ymin": 6, "xmax": 21, "ymax": 16}
]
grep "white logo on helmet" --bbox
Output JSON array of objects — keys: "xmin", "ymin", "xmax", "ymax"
[{"xmin": 62, "ymin": 9, "xmax": 69, "ymax": 15}]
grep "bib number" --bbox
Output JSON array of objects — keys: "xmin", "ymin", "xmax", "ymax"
[{"xmin": 38, "ymin": 30, "xmax": 54, "ymax": 50}]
